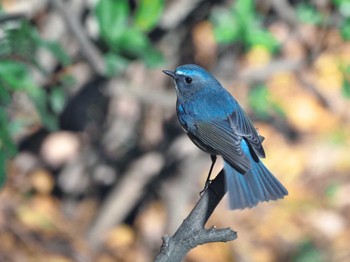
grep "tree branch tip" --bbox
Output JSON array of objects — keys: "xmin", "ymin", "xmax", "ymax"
[
  {"xmin": 204, "ymin": 227, "xmax": 237, "ymax": 242},
  {"xmin": 161, "ymin": 235, "xmax": 171, "ymax": 248}
]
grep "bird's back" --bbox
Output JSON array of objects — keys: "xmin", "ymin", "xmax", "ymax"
[{"xmin": 178, "ymin": 86, "xmax": 238, "ymax": 122}]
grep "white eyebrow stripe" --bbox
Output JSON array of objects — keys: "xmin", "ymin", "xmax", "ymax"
[
  {"xmin": 176, "ymin": 69, "xmax": 193, "ymax": 76},
  {"xmin": 176, "ymin": 71, "xmax": 186, "ymax": 76}
]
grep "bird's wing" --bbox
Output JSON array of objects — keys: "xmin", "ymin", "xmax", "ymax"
[
  {"xmin": 228, "ymin": 105, "xmax": 266, "ymax": 158},
  {"xmin": 194, "ymin": 119, "xmax": 251, "ymax": 174}
]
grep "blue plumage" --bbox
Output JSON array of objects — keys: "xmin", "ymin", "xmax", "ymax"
[{"xmin": 163, "ymin": 64, "xmax": 288, "ymax": 210}]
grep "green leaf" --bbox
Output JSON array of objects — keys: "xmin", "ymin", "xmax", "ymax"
[
  {"xmin": 246, "ymin": 28, "xmax": 279, "ymax": 53},
  {"xmin": 60, "ymin": 74, "xmax": 76, "ymax": 87},
  {"xmin": 115, "ymin": 28, "xmax": 150, "ymax": 56},
  {"xmin": 1, "ymin": 20, "xmax": 70, "ymax": 68},
  {"xmin": 141, "ymin": 47, "xmax": 164, "ymax": 67},
  {"xmin": 26, "ymin": 21, "xmax": 70, "ymax": 66},
  {"xmin": 234, "ymin": 0, "xmax": 254, "ymax": 15},
  {"xmin": 342, "ymin": 78, "xmax": 350, "ymax": 98},
  {"xmin": 248, "ymin": 84, "xmax": 270, "ymax": 119},
  {"xmin": 95, "ymin": 0, "xmax": 129, "ymax": 45},
  {"xmin": 211, "ymin": 8, "xmax": 240, "ymax": 44},
  {"xmin": 0, "ymin": 37, "xmax": 11, "ymax": 58},
  {"xmin": 0, "ymin": 60, "xmax": 58, "ymax": 131},
  {"xmin": 233, "ymin": 0, "xmax": 254, "ymax": 28},
  {"xmin": 292, "ymin": 241, "xmax": 323, "ymax": 262},
  {"xmin": 3, "ymin": 21, "xmax": 38, "ymax": 62},
  {"xmin": 8, "ymin": 120, "xmax": 27, "ymax": 137},
  {"xmin": 0, "ymin": 152, "xmax": 7, "ymax": 187},
  {"xmin": 0, "ymin": 82, "xmax": 11, "ymax": 105},
  {"xmin": 334, "ymin": 0, "xmax": 350, "ymax": 17},
  {"xmin": 0, "ymin": 61, "xmax": 30, "ymax": 90},
  {"xmin": 0, "ymin": 109, "xmax": 17, "ymax": 187},
  {"xmin": 325, "ymin": 182, "xmax": 340, "ymax": 198},
  {"xmin": 0, "ymin": 109, "xmax": 16, "ymax": 156},
  {"xmin": 38, "ymin": 41, "xmax": 71, "ymax": 66},
  {"xmin": 134, "ymin": 0, "xmax": 164, "ymax": 32},
  {"xmin": 332, "ymin": 0, "xmax": 342, "ymax": 6},
  {"xmin": 328, "ymin": 127, "xmax": 349, "ymax": 144},
  {"xmin": 296, "ymin": 4, "xmax": 324, "ymax": 25},
  {"xmin": 0, "ymin": 20, "xmax": 63, "ymax": 140},
  {"xmin": 104, "ymin": 53, "xmax": 129, "ymax": 76},
  {"xmin": 26, "ymin": 86, "xmax": 58, "ymax": 131},
  {"xmin": 340, "ymin": 18, "xmax": 350, "ymax": 40},
  {"xmin": 49, "ymin": 87, "xmax": 66, "ymax": 114},
  {"xmin": 271, "ymin": 103, "xmax": 286, "ymax": 118}
]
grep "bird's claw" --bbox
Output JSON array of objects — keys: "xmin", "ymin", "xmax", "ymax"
[{"xmin": 199, "ymin": 179, "xmax": 213, "ymax": 196}]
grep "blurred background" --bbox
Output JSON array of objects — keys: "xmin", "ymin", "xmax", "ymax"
[{"xmin": 1, "ymin": 0, "xmax": 350, "ymax": 261}]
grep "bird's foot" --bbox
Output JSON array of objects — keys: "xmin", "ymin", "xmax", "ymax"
[{"xmin": 199, "ymin": 179, "xmax": 213, "ymax": 196}]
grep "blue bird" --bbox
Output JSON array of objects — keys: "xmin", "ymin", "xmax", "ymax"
[{"xmin": 163, "ymin": 64, "xmax": 288, "ymax": 209}]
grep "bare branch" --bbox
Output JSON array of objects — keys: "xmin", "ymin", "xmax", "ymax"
[
  {"xmin": 50, "ymin": 0, "xmax": 105, "ymax": 75},
  {"xmin": 269, "ymin": 0, "xmax": 299, "ymax": 27},
  {"xmin": 155, "ymin": 169, "xmax": 237, "ymax": 262}
]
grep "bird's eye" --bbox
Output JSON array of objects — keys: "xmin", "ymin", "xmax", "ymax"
[{"xmin": 185, "ymin": 77, "xmax": 192, "ymax": 84}]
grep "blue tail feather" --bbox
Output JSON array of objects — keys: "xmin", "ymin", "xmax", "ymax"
[{"xmin": 224, "ymin": 159, "xmax": 288, "ymax": 210}]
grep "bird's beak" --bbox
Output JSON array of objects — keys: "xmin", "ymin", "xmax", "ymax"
[{"xmin": 162, "ymin": 69, "xmax": 176, "ymax": 79}]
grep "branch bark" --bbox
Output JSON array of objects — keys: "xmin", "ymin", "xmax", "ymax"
[
  {"xmin": 51, "ymin": 0, "xmax": 105, "ymax": 75},
  {"xmin": 155, "ymin": 169, "xmax": 237, "ymax": 262}
]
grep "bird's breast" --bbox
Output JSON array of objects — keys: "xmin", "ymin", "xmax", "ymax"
[{"xmin": 176, "ymin": 104, "xmax": 191, "ymax": 132}]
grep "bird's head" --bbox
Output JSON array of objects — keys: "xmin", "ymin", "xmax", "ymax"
[{"xmin": 163, "ymin": 64, "xmax": 220, "ymax": 99}]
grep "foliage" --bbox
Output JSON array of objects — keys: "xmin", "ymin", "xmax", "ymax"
[
  {"xmin": 292, "ymin": 241, "xmax": 324, "ymax": 262},
  {"xmin": 296, "ymin": 3, "xmax": 324, "ymax": 25},
  {"xmin": 0, "ymin": 20, "xmax": 71, "ymax": 186},
  {"xmin": 332, "ymin": 0, "xmax": 350, "ymax": 40},
  {"xmin": 341, "ymin": 65, "xmax": 350, "ymax": 99},
  {"xmin": 95, "ymin": 0, "xmax": 164, "ymax": 75},
  {"xmin": 247, "ymin": 84, "xmax": 271, "ymax": 119},
  {"xmin": 210, "ymin": 1, "xmax": 286, "ymax": 119},
  {"xmin": 210, "ymin": 0, "xmax": 279, "ymax": 52},
  {"xmin": 343, "ymin": 78, "xmax": 350, "ymax": 98}
]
